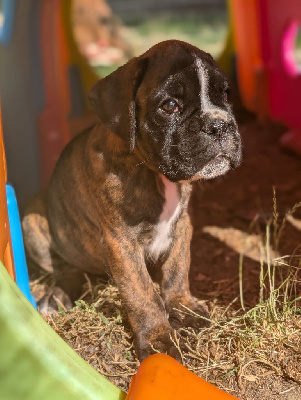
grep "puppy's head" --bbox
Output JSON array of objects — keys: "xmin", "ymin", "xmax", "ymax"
[{"xmin": 90, "ymin": 40, "xmax": 241, "ymax": 181}]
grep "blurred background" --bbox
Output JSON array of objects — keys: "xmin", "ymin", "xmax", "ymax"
[{"xmin": 71, "ymin": 0, "xmax": 228, "ymax": 76}]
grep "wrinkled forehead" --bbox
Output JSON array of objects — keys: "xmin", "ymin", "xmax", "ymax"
[{"xmin": 138, "ymin": 49, "xmax": 226, "ymax": 99}]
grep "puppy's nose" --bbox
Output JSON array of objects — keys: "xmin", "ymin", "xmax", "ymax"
[{"xmin": 203, "ymin": 118, "xmax": 229, "ymax": 137}]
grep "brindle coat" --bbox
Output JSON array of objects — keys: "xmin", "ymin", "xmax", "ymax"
[{"xmin": 23, "ymin": 40, "xmax": 241, "ymax": 361}]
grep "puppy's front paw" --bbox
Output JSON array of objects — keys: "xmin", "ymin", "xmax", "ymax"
[
  {"xmin": 167, "ymin": 296, "xmax": 210, "ymax": 331},
  {"xmin": 134, "ymin": 323, "xmax": 181, "ymax": 362}
]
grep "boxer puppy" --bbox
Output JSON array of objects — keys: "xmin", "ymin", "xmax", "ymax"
[{"xmin": 23, "ymin": 40, "xmax": 241, "ymax": 361}]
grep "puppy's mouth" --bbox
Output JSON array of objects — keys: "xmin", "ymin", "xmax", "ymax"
[{"xmin": 185, "ymin": 154, "xmax": 232, "ymax": 182}]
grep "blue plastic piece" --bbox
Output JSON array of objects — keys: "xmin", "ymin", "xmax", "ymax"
[
  {"xmin": 6, "ymin": 184, "xmax": 37, "ymax": 308},
  {"xmin": 0, "ymin": 0, "xmax": 17, "ymax": 46}
]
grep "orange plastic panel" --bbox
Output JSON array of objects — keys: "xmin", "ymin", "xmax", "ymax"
[
  {"xmin": 231, "ymin": 0, "xmax": 269, "ymax": 117},
  {"xmin": 0, "ymin": 105, "xmax": 15, "ymax": 279},
  {"xmin": 126, "ymin": 354, "xmax": 239, "ymax": 400},
  {"xmin": 4, "ymin": 242, "xmax": 14, "ymax": 279}
]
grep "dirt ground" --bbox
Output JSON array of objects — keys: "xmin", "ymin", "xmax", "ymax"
[
  {"xmin": 40, "ymin": 99, "xmax": 301, "ymax": 400},
  {"xmin": 187, "ymin": 102, "xmax": 301, "ymax": 399},
  {"xmin": 190, "ymin": 102, "xmax": 301, "ymax": 307}
]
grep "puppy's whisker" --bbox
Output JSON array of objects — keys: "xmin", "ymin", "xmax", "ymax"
[
  {"xmin": 135, "ymin": 155, "xmax": 152, "ymax": 167},
  {"xmin": 135, "ymin": 159, "xmax": 147, "ymax": 167}
]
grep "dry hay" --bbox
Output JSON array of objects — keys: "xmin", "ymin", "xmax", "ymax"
[{"xmin": 42, "ymin": 270, "xmax": 301, "ymax": 398}]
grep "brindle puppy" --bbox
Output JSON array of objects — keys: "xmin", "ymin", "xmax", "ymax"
[{"xmin": 23, "ymin": 40, "xmax": 241, "ymax": 361}]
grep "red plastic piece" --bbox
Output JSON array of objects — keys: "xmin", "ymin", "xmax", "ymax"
[
  {"xmin": 232, "ymin": 0, "xmax": 301, "ymax": 153},
  {"xmin": 37, "ymin": 0, "xmax": 71, "ymax": 188}
]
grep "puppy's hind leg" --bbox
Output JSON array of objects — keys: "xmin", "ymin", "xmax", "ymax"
[
  {"xmin": 22, "ymin": 193, "xmax": 54, "ymax": 275},
  {"xmin": 22, "ymin": 193, "xmax": 85, "ymax": 313}
]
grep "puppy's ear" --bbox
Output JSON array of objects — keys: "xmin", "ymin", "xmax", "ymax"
[
  {"xmin": 89, "ymin": 57, "xmax": 148, "ymax": 152},
  {"xmin": 205, "ymin": 52, "xmax": 214, "ymax": 61}
]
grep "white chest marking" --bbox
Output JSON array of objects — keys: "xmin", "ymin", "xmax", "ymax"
[
  {"xmin": 148, "ymin": 176, "xmax": 181, "ymax": 261},
  {"xmin": 194, "ymin": 55, "xmax": 228, "ymax": 121}
]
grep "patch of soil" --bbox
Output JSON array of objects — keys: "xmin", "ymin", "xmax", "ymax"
[
  {"xmin": 41, "ymin": 102, "xmax": 301, "ymax": 399},
  {"xmin": 187, "ymin": 106, "xmax": 301, "ymax": 399}
]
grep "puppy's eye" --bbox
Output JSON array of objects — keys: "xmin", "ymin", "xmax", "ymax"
[{"xmin": 161, "ymin": 100, "xmax": 179, "ymax": 114}]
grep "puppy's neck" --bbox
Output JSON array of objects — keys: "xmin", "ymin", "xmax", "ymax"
[
  {"xmin": 159, "ymin": 175, "xmax": 179, "ymax": 220},
  {"xmin": 157, "ymin": 174, "xmax": 192, "ymax": 218}
]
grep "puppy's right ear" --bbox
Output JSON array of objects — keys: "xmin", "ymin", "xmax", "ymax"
[{"xmin": 89, "ymin": 57, "xmax": 148, "ymax": 151}]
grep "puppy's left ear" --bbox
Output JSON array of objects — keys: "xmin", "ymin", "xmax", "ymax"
[{"xmin": 89, "ymin": 57, "xmax": 148, "ymax": 152}]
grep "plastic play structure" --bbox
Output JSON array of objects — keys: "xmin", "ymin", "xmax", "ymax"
[
  {"xmin": 2, "ymin": 0, "xmax": 301, "ymax": 398},
  {"xmin": 0, "ymin": 106, "xmax": 35, "ymax": 307},
  {"xmin": 0, "ymin": 0, "xmax": 98, "ymax": 206}
]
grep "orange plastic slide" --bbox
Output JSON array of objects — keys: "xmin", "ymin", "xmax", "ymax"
[{"xmin": 126, "ymin": 354, "xmax": 239, "ymax": 400}]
